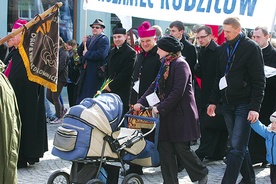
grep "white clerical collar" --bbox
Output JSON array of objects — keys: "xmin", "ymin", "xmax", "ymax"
[{"xmin": 261, "ymin": 42, "xmax": 269, "ymax": 49}]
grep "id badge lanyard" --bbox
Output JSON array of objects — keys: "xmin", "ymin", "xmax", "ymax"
[{"xmin": 224, "ymin": 35, "xmax": 241, "ymax": 75}]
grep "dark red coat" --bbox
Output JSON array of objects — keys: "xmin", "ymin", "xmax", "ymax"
[{"xmin": 138, "ymin": 56, "xmax": 200, "ymax": 142}]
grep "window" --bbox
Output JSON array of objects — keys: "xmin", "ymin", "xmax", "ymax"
[{"xmin": 8, "ymin": 0, "xmax": 76, "ymax": 41}]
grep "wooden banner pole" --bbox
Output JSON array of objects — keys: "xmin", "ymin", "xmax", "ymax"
[{"xmin": 84, "ymin": 0, "xmax": 88, "ymax": 51}]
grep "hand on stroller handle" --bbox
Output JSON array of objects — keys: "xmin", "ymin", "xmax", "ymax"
[
  {"xmin": 127, "ymin": 105, "xmax": 152, "ymax": 113},
  {"xmin": 134, "ymin": 104, "xmax": 159, "ymax": 115},
  {"xmin": 140, "ymin": 106, "xmax": 153, "ymax": 111}
]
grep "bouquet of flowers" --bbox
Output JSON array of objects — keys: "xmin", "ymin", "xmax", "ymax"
[
  {"xmin": 94, "ymin": 78, "xmax": 113, "ymax": 98},
  {"xmin": 72, "ymin": 47, "xmax": 81, "ymax": 66}
]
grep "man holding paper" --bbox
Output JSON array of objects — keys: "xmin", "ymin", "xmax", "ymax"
[
  {"xmin": 207, "ymin": 17, "xmax": 265, "ymax": 184},
  {"xmin": 249, "ymin": 26, "xmax": 276, "ymax": 167}
]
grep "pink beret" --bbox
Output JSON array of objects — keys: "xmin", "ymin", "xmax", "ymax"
[
  {"xmin": 12, "ymin": 19, "xmax": 27, "ymax": 29},
  {"xmin": 138, "ymin": 21, "xmax": 156, "ymax": 38}
]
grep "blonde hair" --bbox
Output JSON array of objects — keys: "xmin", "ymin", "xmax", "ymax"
[
  {"xmin": 152, "ymin": 25, "xmax": 163, "ymax": 37},
  {"xmin": 223, "ymin": 17, "xmax": 241, "ymax": 29}
]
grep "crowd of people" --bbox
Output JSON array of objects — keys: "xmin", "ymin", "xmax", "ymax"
[{"xmin": 1, "ymin": 16, "xmax": 276, "ymax": 184}]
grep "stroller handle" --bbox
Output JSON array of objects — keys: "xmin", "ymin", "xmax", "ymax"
[
  {"xmin": 122, "ymin": 113, "xmax": 160, "ymax": 149},
  {"xmin": 126, "ymin": 106, "xmax": 153, "ymax": 114},
  {"xmin": 124, "ymin": 113, "xmax": 158, "ymax": 136}
]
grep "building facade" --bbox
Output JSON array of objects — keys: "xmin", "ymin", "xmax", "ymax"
[{"xmin": 0, "ymin": 0, "xmax": 172, "ymax": 45}]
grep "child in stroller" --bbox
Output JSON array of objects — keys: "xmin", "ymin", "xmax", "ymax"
[{"xmin": 48, "ymin": 93, "xmax": 159, "ymax": 184}]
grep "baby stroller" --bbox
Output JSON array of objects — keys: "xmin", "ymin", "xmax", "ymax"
[{"xmin": 48, "ymin": 93, "xmax": 160, "ymax": 184}]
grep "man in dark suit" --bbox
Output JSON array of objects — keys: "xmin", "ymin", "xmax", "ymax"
[
  {"xmin": 169, "ymin": 20, "xmax": 197, "ymax": 76},
  {"xmin": 126, "ymin": 21, "xmax": 161, "ymax": 175},
  {"xmin": 77, "ymin": 19, "xmax": 110, "ymax": 104},
  {"xmin": 104, "ymin": 22, "xmax": 136, "ymax": 115},
  {"xmin": 194, "ymin": 26, "xmax": 228, "ymax": 162},
  {"xmin": 249, "ymin": 26, "xmax": 276, "ymax": 167},
  {"xmin": 207, "ymin": 17, "xmax": 265, "ymax": 184}
]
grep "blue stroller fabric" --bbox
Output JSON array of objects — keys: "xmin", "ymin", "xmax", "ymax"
[
  {"xmin": 52, "ymin": 93, "xmax": 123, "ymax": 161},
  {"xmin": 52, "ymin": 92, "xmax": 160, "ymax": 167},
  {"xmin": 122, "ymin": 140, "xmax": 160, "ymax": 167}
]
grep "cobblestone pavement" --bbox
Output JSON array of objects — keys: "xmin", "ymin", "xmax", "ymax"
[
  {"xmin": 17, "ymin": 122, "xmax": 271, "ymax": 184},
  {"xmin": 17, "ymin": 89, "xmax": 271, "ymax": 184}
]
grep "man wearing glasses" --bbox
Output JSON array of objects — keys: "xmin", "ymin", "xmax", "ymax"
[
  {"xmin": 194, "ymin": 25, "xmax": 228, "ymax": 163},
  {"xmin": 76, "ymin": 19, "xmax": 110, "ymax": 104}
]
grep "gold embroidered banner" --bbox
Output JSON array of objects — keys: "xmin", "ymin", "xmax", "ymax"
[{"xmin": 18, "ymin": 11, "xmax": 59, "ymax": 92}]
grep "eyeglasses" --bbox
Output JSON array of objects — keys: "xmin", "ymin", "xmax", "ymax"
[
  {"xmin": 196, "ymin": 35, "xmax": 209, "ymax": 40},
  {"xmin": 91, "ymin": 26, "xmax": 101, "ymax": 29}
]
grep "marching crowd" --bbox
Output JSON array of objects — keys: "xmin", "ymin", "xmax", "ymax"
[{"xmin": 1, "ymin": 16, "xmax": 276, "ymax": 184}]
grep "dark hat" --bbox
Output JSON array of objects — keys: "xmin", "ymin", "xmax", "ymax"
[
  {"xmin": 112, "ymin": 22, "xmax": 126, "ymax": 34},
  {"xmin": 128, "ymin": 28, "xmax": 139, "ymax": 39},
  {"xmin": 90, "ymin": 19, "xmax": 105, "ymax": 28},
  {"xmin": 157, "ymin": 35, "xmax": 183, "ymax": 53},
  {"xmin": 138, "ymin": 21, "xmax": 156, "ymax": 38},
  {"xmin": 164, "ymin": 27, "xmax": 170, "ymax": 36}
]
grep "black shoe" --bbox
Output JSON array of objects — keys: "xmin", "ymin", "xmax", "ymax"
[
  {"xmin": 121, "ymin": 167, "xmax": 143, "ymax": 176},
  {"xmin": 261, "ymin": 161, "xmax": 270, "ymax": 168},
  {"xmin": 238, "ymin": 179, "xmax": 255, "ymax": 184},
  {"xmin": 17, "ymin": 160, "xmax": 28, "ymax": 169},
  {"xmin": 121, "ymin": 169, "xmax": 143, "ymax": 176},
  {"xmin": 191, "ymin": 140, "xmax": 198, "ymax": 146},
  {"xmin": 28, "ymin": 161, "xmax": 35, "ymax": 165},
  {"xmin": 178, "ymin": 165, "xmax": 185, "ymax": 172}
]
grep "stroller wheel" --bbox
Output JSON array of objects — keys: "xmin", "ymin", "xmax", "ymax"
[
  {"xmin": 47, "ymin": 170, "xmax": 70, "ymax": 184},
  {"xmin": 122, "ymin": 173, "xmax": 144, "ymax": 184},
  {"xmin": 86, "ymin": 179, "xmax": 104, "ymax": 184}
]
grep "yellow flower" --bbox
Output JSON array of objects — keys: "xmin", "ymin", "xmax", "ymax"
[{"xmin": 94, "ymin": 78, "xmax": 113, "ymax": 98}]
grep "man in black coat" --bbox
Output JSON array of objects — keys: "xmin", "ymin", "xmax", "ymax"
[
  {"xmin": 194, "ymin": 26, "xmax": 228, "ymax": 162},
  {"xmin": 104, "ymin": 23, "xmax": 136, "ymax": 115},
  {"xmin": 169, "ymin": 20, "xmax": 197, "ymax": 76},
  {"xmin": 127, "ymin": 21, "xmax": 161, "ymax": 175},
  {"xmin": 249, "ymin": 26, "xmax": 276, "ymax": 167},
  {"xmin": 207, "ymin": 17, "xmax": 265, "ymax": 184}
]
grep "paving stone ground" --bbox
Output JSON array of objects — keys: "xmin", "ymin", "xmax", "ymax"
[{"xmin": 17, "ymin": 88, "xmax": 271, "ymax": 184}]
